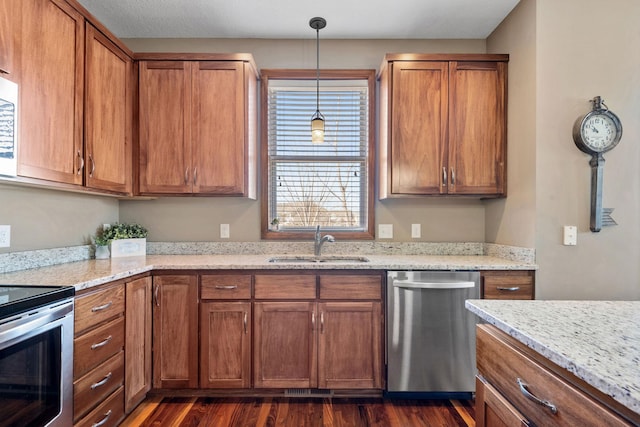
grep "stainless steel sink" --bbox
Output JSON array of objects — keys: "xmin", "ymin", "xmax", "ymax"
[{"xmin": 267, "ymin": 255, "xmax": 370, "ymax": 263}]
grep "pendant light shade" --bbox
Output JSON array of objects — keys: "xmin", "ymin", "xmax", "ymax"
[{"xmin": 309, "ymin": 17, "xmax": 326, "ymax": 144}]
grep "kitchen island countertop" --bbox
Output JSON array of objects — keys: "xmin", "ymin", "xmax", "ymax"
[
  {"xmin": 466, "ymin": 299, "xmax": 640, "ymax": 419},
  {"xmin": 0, "ymin": 254, "xmax": 535, "ymax": 291}
]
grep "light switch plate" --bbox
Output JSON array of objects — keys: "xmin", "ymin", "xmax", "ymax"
[
  {"xmin": 0, "ymin": 225, "xmax": 10, "ymax": 248},
  {"xmin": 378, "ymin": 224, "xmax": 393, "ymax": 239},
  {"xmin": 220, "ymin": 224, "xmax": 230, "ymax": 239},
  {"xmin": 411, "ymin": 223, "xmax": 421, "ymax": 239},
  {"xmin": 563, "ymin": 225, "xmax": 577, "ymax": 246}
]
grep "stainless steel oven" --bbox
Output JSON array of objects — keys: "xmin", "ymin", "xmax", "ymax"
[{"xmin": 0, "ymin": 286, "xmax": 74, "ymax": 427}]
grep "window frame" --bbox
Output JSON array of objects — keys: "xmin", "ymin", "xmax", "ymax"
[{"xmin": 260, "ymin": 69, "xmax": 376, "ymax": 240}]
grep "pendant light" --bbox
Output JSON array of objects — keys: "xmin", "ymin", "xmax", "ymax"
[{"xmin": 309, "ymin": 17, "xmax": 326, "ymax": 144}]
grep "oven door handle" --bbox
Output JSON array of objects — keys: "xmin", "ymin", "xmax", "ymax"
[{"xmin": 0, "ymin": 301, "xmax": 73, "ymax": 349}]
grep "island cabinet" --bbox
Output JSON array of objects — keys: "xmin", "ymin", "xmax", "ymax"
[
  {"xmin": 73, "ymin": 280, "xmax": 126, "ymax": 427},
  {"xmin": 253, "ymin": 273, "xmax": 384, "ymax": 390},
  {"xmin": 476, "ymin": 324, "xmax": 634, "ymax": 427},
  {"xmin": 379, "ymin": 54, "xmax": 508, "ymax": 198},
  {"xmin": 137, "ymin": 55, "xmax": 258, "ymax": 197},
  {"xmin": 200, "ymin": 274, "xmax": 252, "ymax": 389},
  {"xmin": 481, "ymin": 270, "xmax": 535, "ymax": 300},
  {"xmin": 84, "ymin": 23, "xmax": 133, "ymax": 195},
  {"xmin": 18, "ymin": 0, "xmax": 85, "ymax": 185},
  {"xmin": 152, "ymin": 274, "xmax": 199, "ymax": 389}
]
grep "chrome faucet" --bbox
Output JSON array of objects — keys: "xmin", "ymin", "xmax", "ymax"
[{"xmin": 314, "ymin": 225, "xmax": 335, "ymax": 256}]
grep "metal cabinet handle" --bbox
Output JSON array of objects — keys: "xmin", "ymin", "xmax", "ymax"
[
  {"xmin": 91, "ymin": 301, "xmax": 112, "ymax": 312},
  {"xmin": 517, "ymin": 378, "xmax": 558, "ymax": 414},
  {"xmin": 193, "ymin": 167, "xmax": 198, "ymax": 185},
  {"xmin": 450, "ymin": 168, "xmax": 455, "ymax": 185},
  {"xmin": 91, "ymin": 335, "xmax": 112, "ymax": 350},
  {"xmin": 90, "ymin": 372, "xmax": 112, "ymax": 390},
  {"xmin": 442, "ymin": 167, "xmax": 447, "ymax": 187},
  {"xmin": 497, "ymin": 286, "xmax": 521, "ymax": 292},
  {"xmin": 184, "ymin": 168, "xmax": 189, "ymax": 185},
  {"xmin": 89, "ymin": 154, "xmax": 95, "ymax": 177},
  {"xmin": 215, "ymin": 285, "xmax": 238, "ymax": 290},
  {"xmin": 92, "ymin": 409, "xmax": 112, "ymax": 427},
  {"xmin": 154, "ymin": 284, "xmax": 160, "ymax": 307},
  {"xmin": 311, "ymin": 312, "xmax": 316, "ymax": 331},
  {"xmin": 243, "ymin": 312, "xmax": 248, "ymax": 334},
  {"xmin": 320, "ymin": 312, "xmax": 324, "ymax": 334},
  {"xmin": 77, "ymin": 150, "xmax": 84, "ymax": 175}
]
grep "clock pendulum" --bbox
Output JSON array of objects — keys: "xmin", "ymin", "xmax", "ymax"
[{"xmin": 572, "ymin": 96, "xmax": 623, "ymax": 232}]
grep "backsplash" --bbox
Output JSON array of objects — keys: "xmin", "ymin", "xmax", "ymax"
[{"xmin": 0, "ymin": 242, "xmax": 535, "ymax": 274}]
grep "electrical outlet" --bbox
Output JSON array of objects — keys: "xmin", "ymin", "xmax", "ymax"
[
  {"xmin": 378, "ymin": 224, "xmax": 393, "ymax": 239},
  {"xmin": 220, "ymin": 224, "xmax": 230, "ymax": 239},
  {"xmin": 411, "ymin": 223, "xmax": 421, "ymax": 239},
  {"xmin": 563, "ymin": 225, "xmax": 577, "ymax": 246},
  {"xmin": 0, "ymin": 225, "xmax": 10, "ymax": 248}
]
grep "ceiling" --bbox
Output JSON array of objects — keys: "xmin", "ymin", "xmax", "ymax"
[{"xmin": 76, "ymin": 0, "xmax": 520, "ymax": 39}]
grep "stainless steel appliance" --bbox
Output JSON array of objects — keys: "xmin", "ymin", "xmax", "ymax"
[
  {"xmin": 386, "ymin": 271, "xmax": 480, "ymax": 397},
  {"xmin": 0, "ymin": 285, "xmax": 75, "ymax": 427}
]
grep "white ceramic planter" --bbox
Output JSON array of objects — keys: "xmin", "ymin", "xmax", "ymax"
[{"xmin": 110, "ymin": 238, "xmax": 146, "ymax": 258}]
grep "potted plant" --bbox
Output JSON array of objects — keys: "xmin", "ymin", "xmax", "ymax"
[
  {"xmin": 270, "ymin": 217, "xmax": 280, "ymax": 231},
  {"xmin": 92, "ymin": 232, "xmax": 111, "ymax": 259},
  {"xmin": 101, "ymin": 222, "xmax": 149, "ymax": 258}
]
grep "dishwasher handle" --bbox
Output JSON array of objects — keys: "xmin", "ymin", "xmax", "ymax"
[{"xmin": 392, "ymin": 280, "xmax": 475, "ymax": 290}]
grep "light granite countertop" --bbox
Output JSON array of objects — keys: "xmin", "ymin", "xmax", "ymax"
[
  {"xmin": 466, "ymin": 299, "xmax": 640, "ymax": 417},
  {"xmin": 0, "ymin": 254, "xmax": 535, "ymax": 291}
]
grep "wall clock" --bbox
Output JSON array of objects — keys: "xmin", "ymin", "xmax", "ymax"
[{"xmin": 572, "ymin": 96, "xmax": 623, "ymax": 232}]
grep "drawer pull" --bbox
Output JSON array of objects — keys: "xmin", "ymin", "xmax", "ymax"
[
  {"xmin": 496, "ymin": 286, "xmax": 521, "ymax": 292},
  {"xmin": 517, "ymin": 378, "xmax": 558, "ymax": 414},
  {"xmin": 91, "ymin": 301, "xmax": 113, "ymax": 312},
  {"xmin": 92, "ymin": 409, "xmax": 112, "ymax": 427},
  {"xmin": 91, "ymin": 335, "xmax": 113, "ymax": 350},
  {"xmin": 90, "ymin": 372, "xmax": 112, "ymax": 390},
  {"xmin": 214, "ymin": 285, "xmax": 238, "ymax": 290}
]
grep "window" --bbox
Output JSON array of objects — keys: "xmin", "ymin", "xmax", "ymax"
[{"xmin": 261, "ymin": 70, "xmax": 375, "ymax": 239}]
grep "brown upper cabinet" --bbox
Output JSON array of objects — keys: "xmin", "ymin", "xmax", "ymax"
[
  {"xmin": 18, "ymin": 0, "xmax": 85, "ymax": 185},
  {"xmin": 0, "ymin": 0, "xmax": 18, "ymax": 76},
  {"xmin": 379, "ymin": 54, "xmax": 508, "ymax": 198},
  {"xmin": 84, "ymin": 24, "xmax": 133, "ymax": 194},
  {"xmin": 137, "ymin": 55, "xmax": 258, "ymax": 197}
]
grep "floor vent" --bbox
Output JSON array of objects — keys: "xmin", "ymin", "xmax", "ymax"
[{"xmin": 284, "ymin": 389, "xmax": 334, "ymax": 398}]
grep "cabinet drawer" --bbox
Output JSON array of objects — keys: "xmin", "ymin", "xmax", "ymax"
[
  {"xmin": 319, "ymin": 275, "xmax": 382, "ymax": 300},
  {"xmin": 75, "ymin": 317, "xmax": 125, "ymax": 378},
  {"xmin": 201, "ymin": 274, "xmax": 251, "ymax": 299},
  {"xmin": 477, "ymin": 325, "xmax": 630, "ymax": 427},
  {"xmin": 254, "ymin": 274, "xmax": 316, "ymax": 299},
  {"xmin": 74, "ymin": 386, "xmax": 124, "ymax": 427},
  {"xmin": 74, "ymin": 351, "xmax": 124, "ymax": 422},
  {"xmin": 483, "ymin": 273, "xmax": 533, "ymax": 300},
  {"xmin": 75, "ymin": 284, "xmax": 125, "ymax": 335}
]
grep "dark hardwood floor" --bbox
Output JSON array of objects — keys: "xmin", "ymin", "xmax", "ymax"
[{"xmin": 122, "ymin": 396, "xmax": 475, "ymax": 427}]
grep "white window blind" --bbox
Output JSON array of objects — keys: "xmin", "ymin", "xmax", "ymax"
[{"xmin": 268, "ymin": 80, "xmax": 369, "ymax": 231}]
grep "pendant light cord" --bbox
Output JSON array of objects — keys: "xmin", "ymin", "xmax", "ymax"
[{"xmin": 316, "ymin": 25, "xmax": 320, "ymax": 112}]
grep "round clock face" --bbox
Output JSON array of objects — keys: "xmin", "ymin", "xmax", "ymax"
[{"xmin": 573, "ymin": 110, "xmax": 622, "ymax": 154}]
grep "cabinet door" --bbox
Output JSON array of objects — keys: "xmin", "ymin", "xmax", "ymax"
[
  {"xmin": 254, "ymin": 302, "xmax": 317, "ymax": 388},
  {"xmin": 192, "ymin": 61, "xmax": 246, "ymax": 195},
  {"xmin": 317, "ymin": 302, "xmax": 382, "ymax": 389},
  {"xmin": 200, "ymin": 301, "xmax": 251, "ymax": 388},
  {"xmin": 448, "ymin": 61, "xmax": 506, "ymax": 195},
  {"xmin": 0, "ymin": 0, "xmax": 18, "ymax": 75},
  {"xmin": 152, "ymin": 275, "xmax": 198, "ymax": 388},
  {"xmin": 85, "ymin": 24, "xmax": 132, "ymax": 194},
  {"xmin": 138, "ymin": 61, "xmax": 192, "ymax": 194},
  {"xmin": 476, "ymin": 376, "xmax": 529, "ymax": 427},
  {"xmin": 19, "ymin": 0, "xmax": 84, "ymax": 184},
  {"xmin": 125, "ymin": 277, "xmax": 152, "ymax": 412},
  {"xmin": 390, "ymin": 61, "xmax": 448, "ymax": 195}
]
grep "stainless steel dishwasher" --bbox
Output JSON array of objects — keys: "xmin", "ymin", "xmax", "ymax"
[{"xmin": 386, "ymin": 271, "xmax": 480, "ymax": 397}]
